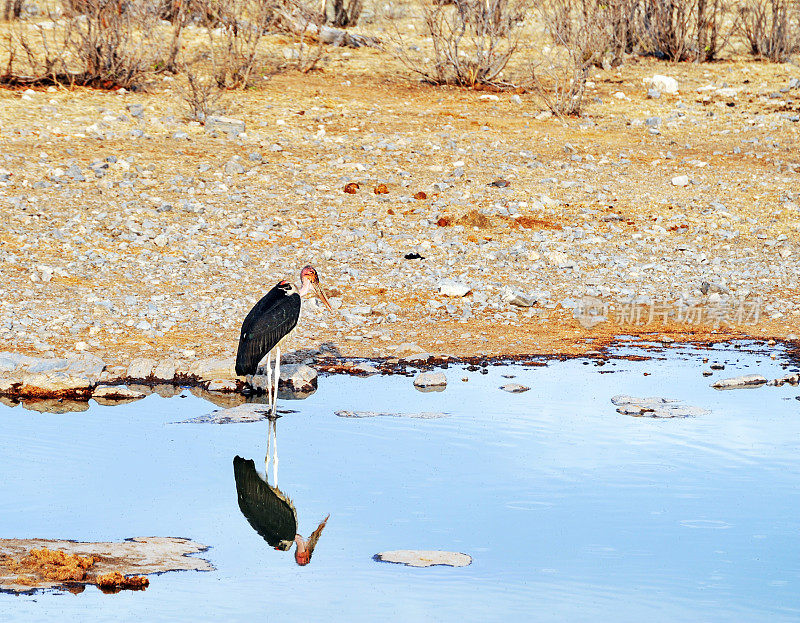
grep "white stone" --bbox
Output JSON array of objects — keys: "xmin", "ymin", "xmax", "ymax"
[
  {"xmin": 438, "ymin": 279, "xmax": 471, "ymax": 297},
  {"xmin": 671, "ymin": 175, "xmax": 690, "ymax": 187},
  {"xmin": 645, "ymin": 75, "xmax": 679, "ymax": 94}
]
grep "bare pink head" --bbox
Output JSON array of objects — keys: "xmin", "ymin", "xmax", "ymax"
[{"xmin": 299, "ymin": 265, "xmax": 333, "ymax": 312}]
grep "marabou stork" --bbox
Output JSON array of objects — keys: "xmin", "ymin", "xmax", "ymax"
[{"xmin": 236, "ymin": 265, "xmax": 332, "ymax": 410}]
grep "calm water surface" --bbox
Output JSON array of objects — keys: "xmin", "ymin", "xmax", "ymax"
[{"xmin": 1, "ymin": 344, "xmax": 799, "ymax": 622}]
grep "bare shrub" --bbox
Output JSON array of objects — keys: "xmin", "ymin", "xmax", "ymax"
[
  {"xmin": 2, "ymin": 0, "xmax": 173, "ymax": 88},
  {"xmin": 323, "ymin": 0, "xmax": 362, "ymax": 27},
  {"xmin": 3, "ymin": 0, "xmax": 23, "ymax": 20},
  {"xmin": 533, "ymin": 0, "xmax": 612, "ymax": 116},
  {"xmin": 542, "ymin": 0, "xmax": 627, "ymax": 67},
  {"xmin": 284, "ymin": 8, "xmax": 326, "ymax": 73},
  {"xmin": 71, "ymin": 0, "xmax": 168, "ymax": 86},
  {"xmin": 200, "ymin": 0, "xmax": 277, "ymax": 88},
  {"xmin": 391, "ymin": 0, "xmax": 531, "ymax": 87},
  {"xmin": 632, "ymin": 0, "xmax": 733, "ymax": 61},
  {"xmin": 179, "ymin": 63, "xmax": 225, "ymax": 120},
  {"xmin": 736, "ymin": 0, "xmax": 799, "ymax": 60}
]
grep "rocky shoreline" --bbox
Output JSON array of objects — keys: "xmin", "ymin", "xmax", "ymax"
[{"xmin": 1, "ymin": 336, "xmax": 797, "ymax": 410}]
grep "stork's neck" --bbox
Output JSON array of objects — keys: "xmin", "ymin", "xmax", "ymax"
[{"xmin": 298, "ymin": 279, "xmax": 312, "ymax": 298}]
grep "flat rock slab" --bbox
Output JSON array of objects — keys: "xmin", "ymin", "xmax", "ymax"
[
  {"xmin": 500, "ymin": 384, "xmax": 530, "ymax": 393},
  {"xmin": 413, "ymin": 372, "xmax": 447, "ymax": 389},
  {"xmin": 0, "ymin": 536, "xmax": 213, "ymax": 593},
  {"xmin": 336, "ymin": 410, "xmax": 449, "ymax": 419},
  {"xmin": 177, "ymin": 403, "xmax": 273, "ymax": 424},
  {"xmin": 611, "ymin": 395, "xmax": 710, "ymax": 418},
  {"xmin": 374, "ymin": 550, "xmax": 472, "ymax": 568},
  {"xmin": 711, "ymin": 374, "xmax": 768, "ymax": 389},
  {"xmin": 92, "ymin": 385, "xmax": 147, "ymax": 400}
]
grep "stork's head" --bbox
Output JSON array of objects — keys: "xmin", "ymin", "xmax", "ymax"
[{"xmin": 299, "ymin": 265, "xmax": 333, "ymax": 312}]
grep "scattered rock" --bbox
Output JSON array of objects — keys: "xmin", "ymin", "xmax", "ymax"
[
  {"xmin": 223, "ymin": 159, "xmax": 245, "ymax": 175},
  {"xmin": 374, "ymin": 550, "xmax": 472, "ymax": 568},
  {"xmin": 501, "ymin": 288, "xmax": 537, "ymax": 307},
  {"xmin": 671, "ymin": 175, "xmax": 690, "ymax": 187},
  {"xmin": 205, "ymin": 116, "xmax": 245, "ymax": 137}
]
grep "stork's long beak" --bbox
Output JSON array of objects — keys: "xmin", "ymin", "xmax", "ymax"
[{"xmin": 314, "ymin": 281, "xmax": 333, "ymax": 312}]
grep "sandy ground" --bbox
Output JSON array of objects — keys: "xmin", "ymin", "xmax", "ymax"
[{"xmin": 0, "ymin": 32, "xmax": 799, "ymax": 366}]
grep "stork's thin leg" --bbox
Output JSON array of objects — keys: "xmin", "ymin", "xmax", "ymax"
[
  {"xmin": 265, "ymin": 416, "xmax": 272, "ymax": 483},
  {"xmin": 262, "ymin": 350, "xmax": 272, "ymax": 408},
  {"xmin": 272, "ymin": 345, "xmax": 281, "ymax": 417},
  {"xmin": 272, "ymin": 420, "xmax": 279, "ymax": 488}
]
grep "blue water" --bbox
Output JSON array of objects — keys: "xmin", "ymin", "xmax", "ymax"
[{"xmin": 1, "ymin": 344, "xmax": 799, "ymax": 622}]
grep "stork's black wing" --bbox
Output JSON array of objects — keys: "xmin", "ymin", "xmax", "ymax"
[
  {"xmin": 233, "ymin": 456, "xmax": 297, "ymax": 549},
  {"xmin": 235, "ymin": 282, "xmax": 301, "ymax": 376}
]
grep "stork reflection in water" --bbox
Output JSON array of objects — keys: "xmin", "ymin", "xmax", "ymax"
[
  {"xmin": 233, "ymin": 418, "xmax": 329, "ymax": 566},
  {"xmin": 235, "ymin": 265, "xmax": 332, "ymax": 414}
]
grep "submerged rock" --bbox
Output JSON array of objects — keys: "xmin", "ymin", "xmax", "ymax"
[
  {"xmin": 178, "ymin": 403, "xmax": 273, "ymax": 424},
  {"xmin": 336, "ymin": 410, "xmax": 448, "ymax": 419},
  {"xmin": 374, "ymin": 550, "xmax": 472, "ymax": 568},
  {"xmin": 711, "ymin": 374, "xmax": 768, "ymax": 389},
  {"xmin": 611, "ymin": 395, "xmax": 710, "ymax": 418}
]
